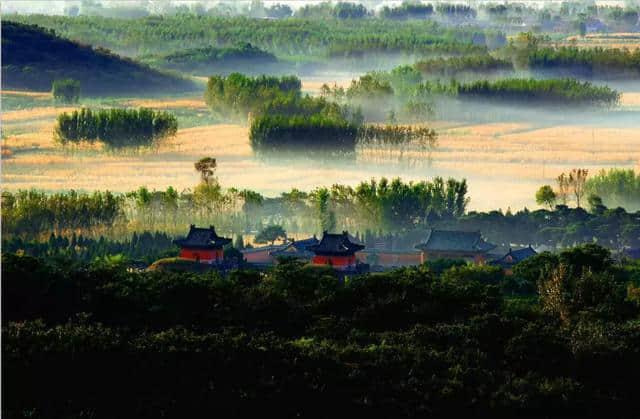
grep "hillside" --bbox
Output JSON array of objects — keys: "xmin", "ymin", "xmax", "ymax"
[{"xmin": 1, "ymin": 21, "xmax": 197, "ymax": 95}]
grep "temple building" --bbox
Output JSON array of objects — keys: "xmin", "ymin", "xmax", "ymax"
[
  {"xmin": 490, "ymin": 245, "xmax": 537, "ymax": 274},
  {"xmin": 415, "ymin": 229, "xmax": 496, "ymax": 264},
  {"xmin": 269, "ymin": 236, "xmax": 320, "ymax": 262},
  {"xmin": 173, "ymin": 225, "xmax": 231, "ymax": 264},
  {"xmin": 308, "ymin": 231, "xmax": 365, "ymax": 270}
]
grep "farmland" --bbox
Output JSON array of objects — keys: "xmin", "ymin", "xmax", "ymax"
[{"xmin": 3, "ymin": 86, "xmax": 639, "ymax": 211}]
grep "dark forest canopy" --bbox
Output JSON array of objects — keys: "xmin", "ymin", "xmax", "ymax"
[
  {"xmin": 3, "ymin": 245, "xmax": 640, "ymax": 418},
  {"xmin": 1, "ymin": 21, "xmax": 196, "ymax": 95},
  {"xmin": 5, "ymin": 14, "xmax": 500, "ymax": 58}
]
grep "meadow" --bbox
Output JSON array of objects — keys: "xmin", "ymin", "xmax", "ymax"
[{"xmin": 3, "ymin": 81, "xmax": 639, "ymax": 211}]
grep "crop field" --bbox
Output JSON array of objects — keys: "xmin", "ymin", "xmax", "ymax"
[
  {"xmin": 3, "ymin": 86, "xmax": 639, "ymax": 211},
  {"xmin": 562, "ymin": 32, "xmax": 640, "ymax": 50}
]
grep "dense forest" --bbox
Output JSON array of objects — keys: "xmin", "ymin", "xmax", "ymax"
[
  {"xmin": 1, "ymin": 21, "xmax": 195, "ymax": 95},
  {"xmin": 54, "ymin": 108, "xmax": 178, "ymax": 149},
  {"xmin": 6, "ymin": 14, "xmax": 500, "ymax": 59},
  {"xmin": 4, "ymin": 244, "xmax": 640, "ymax": 417}
]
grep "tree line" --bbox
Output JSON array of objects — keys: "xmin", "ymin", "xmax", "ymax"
[
  {"xmin": 54, "ymin": 107, "xmax": 178, "ymax": 149},
  {"xmin": 142, "ymin": 43, "xmax": 278, "ymax": 76},
  {"xmin": 2, "ymin": 231, "xmax": 177, "ymax": 266},
  {"xmin": 3, "ymin": 244, "xmax": 640, "ymax": 417}
]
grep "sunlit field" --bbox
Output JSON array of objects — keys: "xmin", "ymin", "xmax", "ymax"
[
  {"xmin": 3, "ymin": 84, "xmax": 639, "ymax": 211},
  {"xmin": 562, "ymin": 32, "xmax": 640, "ymax": 50}
]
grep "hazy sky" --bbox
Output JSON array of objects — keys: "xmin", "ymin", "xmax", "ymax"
[{"xmin": 2, "ymin": 1, "xmax": 634, "ymax": 16}]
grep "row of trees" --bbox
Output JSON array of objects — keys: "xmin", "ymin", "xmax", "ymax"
[
  {"xmin": 2, "ymin": 231, "xmax": 177, "ymax": 265},
  {"xmin": 414, "ymin": 54, "xmax": 513, "ymax": 78},
  {"xmin": 538, "ymin": 168, "xmax": 640, "ymax": 212},
  {"xmin": 54, "ymin": 108, "xmax": 178, "ymax": 149},
  {"xmin": 3, "ymin": 244, "xmax": 640, "ymax": 417}
]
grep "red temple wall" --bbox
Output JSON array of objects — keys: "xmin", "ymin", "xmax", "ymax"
[
  {"xmin": 180, "ymin": 248, "xmax": 222, "ymax": 263},
  {"xmin": 312, "ymin": 255, "xmax": 356, "ymax": 267}
]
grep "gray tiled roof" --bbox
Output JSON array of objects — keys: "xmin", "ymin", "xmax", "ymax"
[
  {"xmin": 416, "ymin": 229, "xmax": 496, "ymax": 253},
  {"xmin": 270, "ymin": 236, "xmax": 319, "ymax": 258},
  {"xmin": 308, "ymin": 231, "xmax": 365, "ymax": 255},
  {"xmin": 490, "ymin": 246, "xmax": 537, "ymax": 267},
  {"xmin": 174, "ymin": 225, "xmax": 231, "ymax": 249}
]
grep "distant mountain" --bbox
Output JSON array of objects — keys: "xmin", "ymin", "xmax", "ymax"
[{"xmin": 1, "ymin": 21, "xmax": 197, "ymax": 95}]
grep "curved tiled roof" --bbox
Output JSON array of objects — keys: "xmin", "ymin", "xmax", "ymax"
[
  {"xmin": 308, "ymin": 231, "xmax": 365, "ymax": 255},
  {"xmin": 416, "ymin": 229, "xmax": 496, "ymax": 253},
  {"xmin": 174, "ymin": 225, "xmax": 231, "ymax": 249}
]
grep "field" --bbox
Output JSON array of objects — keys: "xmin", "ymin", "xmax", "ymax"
[
  {"xmin": 561, "ymin": 32, "xmax": 640, "ymax": 50},
  {"xmin": 3, "ymin": 84, "xmax": 639, "ymax": 211}
]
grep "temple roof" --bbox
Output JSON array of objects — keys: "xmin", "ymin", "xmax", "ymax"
[
  {"xmin": 415, "ymin": 229, "xmax": 496, "ymax": 253},
  {"xmin": 270, "ymin": 236, "xmax": 320, "ymax": 258},
  {"xmin": 173, "ymin": 225, "xmax": 231, "ymax": 249},
  {"xmin": 307, "ymin": 231, "xmax": 365, "ymax": 255},
  {"xmin": 490, "ymin": 245, "xmax": 537, "ymax": 267}
]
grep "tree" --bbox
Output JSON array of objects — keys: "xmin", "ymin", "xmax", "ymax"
[
  {"xmin": 194, "ymin": 157, "xmax": 217, "ymax": 185},
  {"xmin": 52, "ymin": 79, "xmax": 80, "ymax": 104},
  {"xmin": 587, "ymin": 194, "xmax": 606, "ymax": 215},
  {"xmin": 536, "ymin": 185, "xmax": 557, "ymax": 210},
  {"xmin": 569, "ymin": 168, "xmax": 589, "ymax": 208},
  {"xmin": 556, "ymin": 173, "xmax": 570, "ymax": 205},
  {"xmin": 255, "ymin": 225, "xmax": 286, "ymax": 245}
]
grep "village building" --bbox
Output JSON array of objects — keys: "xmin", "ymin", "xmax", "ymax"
[
  {"xmin": 356, "ymin": 249, "xmax": 422, "ymax": 269},
  {"xmin": 490, "ymin": 245, "xmax": 537, "ymax": 275},
  {"xmin": 173, "ymin": 225, "xmax": 231, "ymax": 264},
  {"xmin": 308, "ymin": 231, "xmax": 365, "ymax": 270},
  {"xmin": 269, "ymin": 236, "xmax": 320, "ymax": 261},
  {"xmin": 240, "ymin": 244, "xmax": 288, "ymax": 266},
  {"xmin": 415, "ymin": 229, "xmax": 496, "ymax": 264}
]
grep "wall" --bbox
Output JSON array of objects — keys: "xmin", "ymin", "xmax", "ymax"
[{"xmin": 179, "ymin": 248, "xmax": 222, "ymax": 263}]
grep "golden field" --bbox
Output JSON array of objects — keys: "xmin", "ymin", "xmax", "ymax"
[{"xmin": 2, "ymin": 87, "xmax": 639, "ymax": 211}]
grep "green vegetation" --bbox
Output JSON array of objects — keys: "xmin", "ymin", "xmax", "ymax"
[
  {"xmin": 142, "ymin": 43, "xmax": 278, "ymax": 76},
  {"xmin": 249, "ymin": 114, "xmax": 359, "ymax": 152},
  {"xmin": 454, "ymin": 78, "xmax": 620, "ymax": 106},
  {"xmin": 1, "ymin": 21, "xmax": 195, "ymax": 95},
  {"xmin": 586, "ymin": 169, "xmax": 640, "ymax": 210},
  {"xmin": 6, "ymin": 15, "xmax": 498, "ymax": 59},
  {"xmin": 205, "ymin": 73, "xmax": 301, "ymax": 120},
  {"xmin": 2, "ymin": 231, "xmax": 177, "ymax": 266},
  {"xmin": 527, "ymin": 47, "xmax": 640, "ymax": 79},
  {"xmin": 51, "ymin": 78, "xmax": 80, "ymax": 103},
  {"xmin": 414, "ymin": 55, "xmax": 513, "ymax": 78},
  {"xmin": 255, "ymin": 225, "xmax": 287, "ymax": 245},
  {"xmin": 54, "ymin": 108, "xmax": 178, "ymax": 149},
  {"xmin": 4, "ymin": 243, "xmax": 640, "ymax": 417},
  {"xmin": 380, "ymin": 2, "xmax": 434, "ymax": 20}
]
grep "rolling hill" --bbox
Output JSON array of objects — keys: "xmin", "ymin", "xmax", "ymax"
[{"xmin": 1, "ymin": 21, "xmax": 197, "ymax": 95}]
